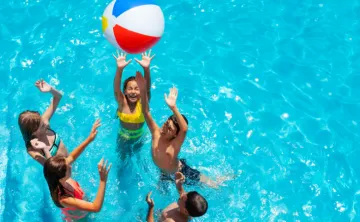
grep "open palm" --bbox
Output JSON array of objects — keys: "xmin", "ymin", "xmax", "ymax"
[
  {"xmin": 164, "ymin": 87, "xmax": 178, "ymax": 108},
  {"xmin": 135, "ymin": 50, "xmax": 155, "ymax": 68},
  {"xmin": 35, "ymin": 80, "xmax": 52, "ymax": 93},
  {"xmin": 113, "ymin": 50, "xmax": 131, "ymax": 68}
]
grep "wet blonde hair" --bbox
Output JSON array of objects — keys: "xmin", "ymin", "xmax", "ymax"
[{"xmin": 18, "ymin": 110, "xmax": 42, "ymax": 147}]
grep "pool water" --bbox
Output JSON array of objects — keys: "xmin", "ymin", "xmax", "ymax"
[{"xmin": 1, "ymin": 0, "xmax": 360, "ymax": 221}]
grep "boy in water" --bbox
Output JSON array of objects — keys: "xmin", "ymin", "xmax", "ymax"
[
  {"xmin": 145, "ymin": 172, "xmax": 208, "ymax": 222},
  {"xmin": 135, "ymin": 72, "xmax": 217, "ymax": 186}
]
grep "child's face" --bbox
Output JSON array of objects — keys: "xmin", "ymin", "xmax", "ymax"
[
  {"xmin": 124, "ymin": 80, "xmax": 140, "ymax": 103},
  {"xmin": 161, "ymin": 119, "xmax": 177, "ymax": 138}
]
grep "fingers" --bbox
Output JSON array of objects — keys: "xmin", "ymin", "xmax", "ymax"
[
  {"xmin": 150, "ymin": 54, "xmax": 156, "ymax": 60},
  {"xmin": 146, "ymin": 191, "xmax": 152, "ymax": 202},
  {"xmin": 174, "ymin": 87, "xmax": 178, "ymax": 97},
  {"xmin": 148, "ymin": 49, "xmax": 152, "ymax": 57},
  {"xmin": 114, "ymin": 51, "xmax": 127, "ymax": 59},
  {"xmin": 175, "ymin": 172, "xmax": 181, "ymax": 179},
  {"xmin": 98, "ymin": 158, "xmax": 111, "ymax": 172},
  {"xmin": 126, "ymin": 59, "xmax": 132, "ymax": 65},
  {"xmin": 98, "ymin": 158, "xmax": 104, "ymax": 170},
  {"xmin": 92, "ymin": 119, "xmax": 101, "ymax": 131},
  {"xmin": 175, "ymin": 172, "xmax": 185, "ymax": 180},
  {"xmin": 135, "ymin": 58, "xmax": 140, "ymax": 64},
  {"xmin": 170, "ymin": 87, "xmax": 173, "ymax": 95},
  {"xmin": 103, "ymin": 160, "xmax": 108, "ymax": 173},
  {"xmin": 169, "ymin": 88, "xmax": 174, "ymax": 96},
  {"xmin": 107, "ymin": 163, "xmax": 112, "ymax": 173},
  {"xmin": 164, "ymin": 93, "xmax": 167, "ymax": 101},
  {"xmin": 169, "ymin": 87, "xmax": 178, "ymax": 97}
]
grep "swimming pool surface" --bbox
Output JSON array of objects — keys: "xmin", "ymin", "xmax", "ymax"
[{"xmin": 1, "ymin": 0, "xmax": 360, "ymax": 221}]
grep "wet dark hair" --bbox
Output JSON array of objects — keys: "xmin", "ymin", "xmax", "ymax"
[
  {"xmin": 168, "ymin": 114, "xmax": 188, "ymax": 135},
  {"xmin": 123, "ymin": 76, "xmax": 136, "ymax": 92},
  {"xmin": 43, "ymin": 156, "xmax": 71, "ymax": 208},
  {"xmin": 18, "ymin": 110, "xmax": 42, "ymax": 147},
  {"xmin": 185, "ymin": 191, "xmax": 208, "ymax": 217}
]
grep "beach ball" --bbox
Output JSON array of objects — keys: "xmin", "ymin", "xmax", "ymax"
[{"xmin": 102, "ymin": 0, "xmax": 165, "ymax": 54}]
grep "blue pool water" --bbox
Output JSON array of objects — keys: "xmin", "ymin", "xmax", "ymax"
[{"xmin": 1, "ymin": 0, "xmax": 360, "ymax": 221}]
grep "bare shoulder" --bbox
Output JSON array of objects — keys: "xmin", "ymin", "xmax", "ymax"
[
  {"xmin": 162, "ymin": 216, "xmax": 187, "ymax": 222},
  {"xmin": 161, "ymin": 203, "xmax": 187, "ymax": 222},
  {"xmin": 118, "ymin": 99, "xmax": 129, "ymax": 112}
]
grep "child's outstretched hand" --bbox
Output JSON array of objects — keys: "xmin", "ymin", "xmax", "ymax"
[
  {"xmin": 175, "ymin": 172, "xmax": 185, "ymax": 185},
  {"xmin": 135, "ymin": 71, "xmax": 147, "ymax": 92},
  {"xmin": 164, "ymin": 87, "xmax": 178, "ymax": 109},
  {"xmin": 88, "ymin": 119, "xmax": 101, "ymax": 141},
  {"xmin": 146, "ymin": 191, "xmax": 155, "ymax": 208},
  {"xmin": 135, "ymin": 50, "xmax": 155, "ymax": 69},
  {"xmin": 35, "ymin": 79, "xmax": 52, "ymax": 93},
  {"xmin": 113, "ymin": 50, "xmax": 131, "ymax": 69},
  {"xmin": 98, "ymin": 158, "xmax": 112, "ymax": 182}
]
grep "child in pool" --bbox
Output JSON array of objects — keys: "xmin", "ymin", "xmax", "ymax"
[
  {"xmin": 113, "ymin": 50, "xmax": 155, "ymax": 138},
  {"xmin": 43, "ymin": 120, "xmax": 112, "ymax": 221},
  {"xmin": 135, "ymin": 73, "xmax": 219, "ymax": 187},
  {"xmin": 18, "ymin": 79, "xmax": 68, "ymax": 165},
  {"xmin": 113, "ymin": 50, "xmax": 155, "ymax": 159},
  {"xmin": 146, "ymin": 172, "xmax": 208, "ymax": 222}
]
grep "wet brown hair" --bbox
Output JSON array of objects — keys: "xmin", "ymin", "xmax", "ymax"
[
  {"xmin": 18, "ymin": 110, "xmax": 42, "ymax": 147},
  {"xmin": 43, "ymin": 156, "xmax": 71, "ymax": 208},
  {"xmin": 123, "ymin": 76, "xmax": 136, "ymax": 92},
  {"xmin": 168, "ymin": 114, "xmax": 188, "ymax": 135}
]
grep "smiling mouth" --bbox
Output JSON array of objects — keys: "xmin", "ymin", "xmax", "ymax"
[{"xmin": 127, "ymin": 94, "xmax": 137, "ymax": 99}]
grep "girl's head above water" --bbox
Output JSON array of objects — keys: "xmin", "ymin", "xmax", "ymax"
[
  {"xmin": 18, "ymin": 110, "xmax": 43, "ymax": 145},
  {"xmin": 43, "ymin": 156, "xmax": 72, "ymax": 207},
  {"xmin": 123, "ymin": 76, "xmax": 140, "ymax": 103}
]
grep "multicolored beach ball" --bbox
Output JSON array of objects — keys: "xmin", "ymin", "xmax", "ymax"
[{"xmin": 102, "ymin": 0, "xmax": 165, "ymax": 54}]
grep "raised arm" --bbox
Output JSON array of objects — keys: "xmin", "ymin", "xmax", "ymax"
[
  {"xmin": 135, "ymin": 50, "xmax": 155, "ymax": 101},
  {"xmin": 175, "ymin": 172, "xmax": 186, "ymax": 196},
  {"xmin": 60, "ymin": 158, "xmax": 111, "ymax": 212},
  {"xmin": 135, "ymin": 72, "xmax": 159, "ymax": 135},
  {"xmin": 165, "ymin": 87, "xmax": 188, "ymax": 155},
  {"xmin": 66, "ymin": 120, "xmax": 100, "ymax": 165},
  {"xmin": 145, "ymin": 191, "xmax": 155, "ymax": 222},
  {"xmin": 35, "ymin": 80, "xmax": 63, "ymax": 125},
  {"xmin": 113, "ymin": 51, "xmax": 131, "ymax": 110}
]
